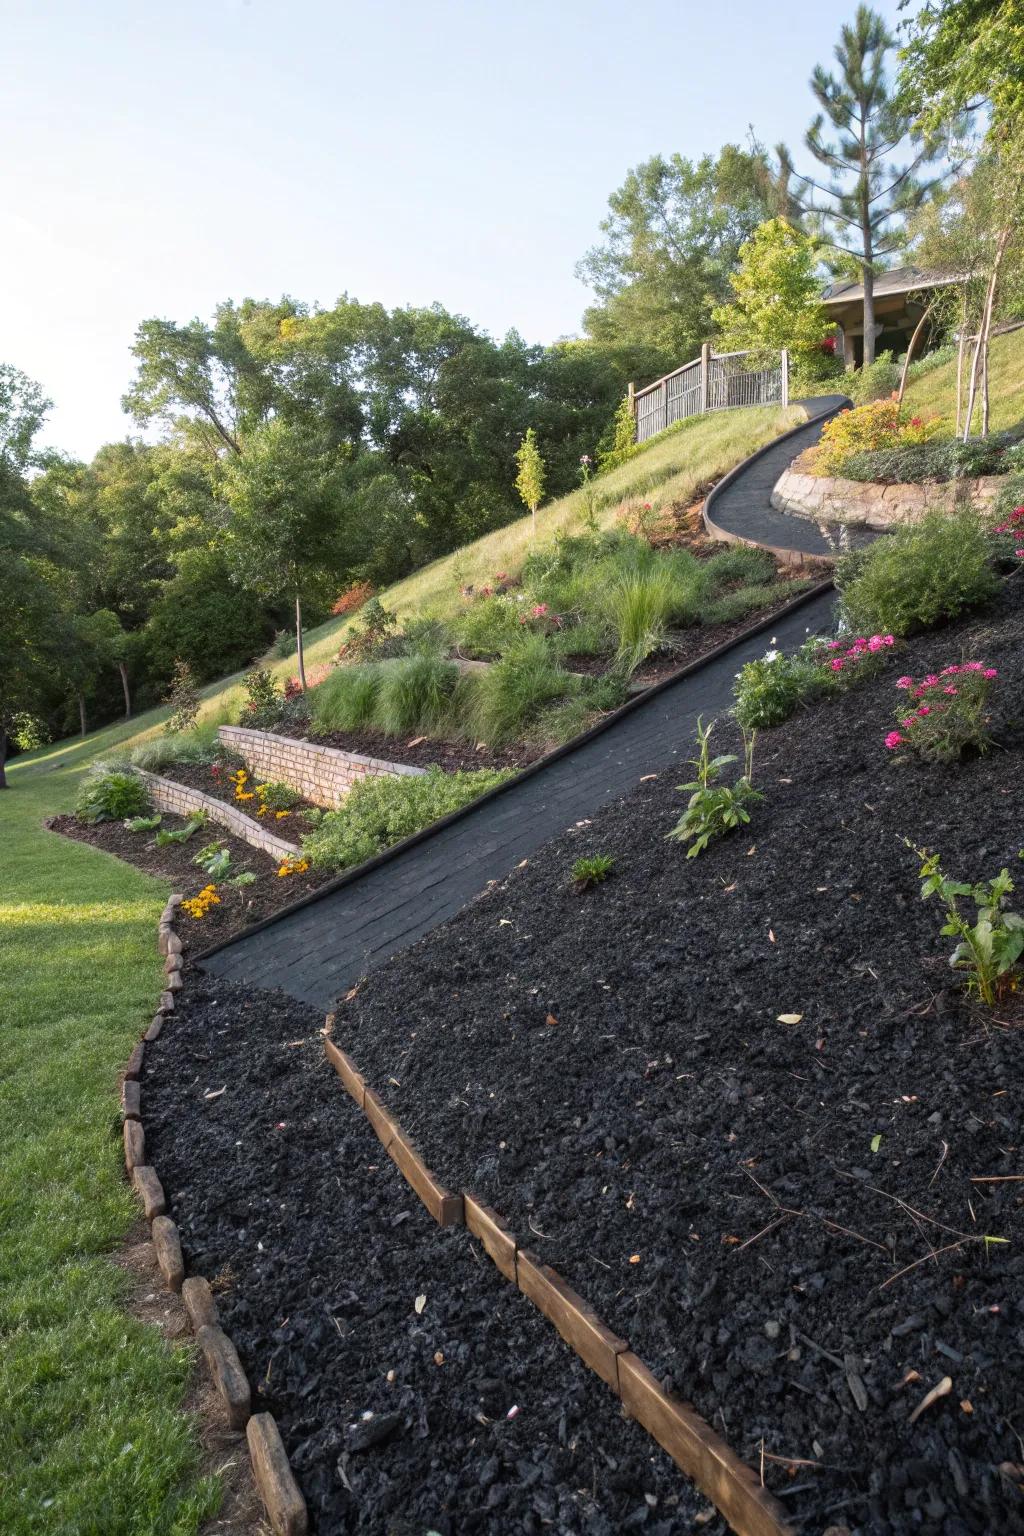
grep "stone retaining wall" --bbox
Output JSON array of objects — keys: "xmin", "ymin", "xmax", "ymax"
[
  {"xmin": 219, "ymin": 725, "xmax": 426, "ymax": 810},
  {"xmin": 137, "ymin": 771, "xmax": 299, "ymax": 860},
  {"xmin": 771, "ymin": 466, "xmax": 1004, "ymax": 529}
]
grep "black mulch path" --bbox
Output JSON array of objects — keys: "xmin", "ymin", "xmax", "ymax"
[
  {"xmin": 334, "ymin": 580, "xmax": 1024, "ymax": 1536},
  {"xmin": 142, "ymin": 972, "xmax": 722, "ymax": 1535}
]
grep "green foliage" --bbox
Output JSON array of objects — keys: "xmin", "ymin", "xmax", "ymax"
[
  {"xmin": 667, "ymin": 717, "xmax": 763, "ymax": 857},
  {"xmin": 227, "ymin": 870, "xmax": 257, "ymax": 887},
  {"xmin": 814, "ymin": 399, "xmax": 940, "ymax": 475},
  {"xmin": 840, "ymin": 433, "xmax": 1024, "ymax": 484},
  {"xmin": 374, "ymin": 652, "xmax": 460, "ymax": 736},
  {"xmin": 712, "ymin": 218, "xmax": 829, "ymax": 362},
  {"xmin": 571, "ymin": 853, "xmax": 615, "ymax": 889},
  {"xmin": 123, "ymin": 814, "xmax": 162, "ymax": 833},
  {"xmin": 154, "ymin": 811, "xmax": 207, "ymax": 846},
  {"xmin": 604, "ymin": 566, "xmax": 680, "ymax": 676},
  {"xmin": 256, "ymin": 780, "xmax": 301, "ymax": 813},
  {"xmin": 836, "ymin": 509, "xmax": 998, "ymax": 635},
  {"xmin": 597, "ymin": 395, "xmax": 639, "ymax": 474},
  {"xmin": 897, "ymin": 0, "xmax": 1024, "ymax": 140},
  {"xmin": 302, "ymin": 765, "xmax": 512, "ymax": 870},
  {"xmin": 890, "ymin": 665, "xmax": 997, "ymax": 763},
  {"xmin": 192, "ymin": 840, "xmax": 232, "ymax": 879},
  {"xmin": 452, "ymin": 594, "xmax": 524, "ymax": 658},
  {"xmin": 531, "ymin": 674, "xmax": 628, "ymax": 746},
  {"xmin": 701, "ymin": 544, "xmax": 778, "ymax": 589},
  {"xmin": 467, "ymin": 634, "xmax": 574, "ymax": 745},
  {"xmin": 242, "ymin": 667, "xmax": 282, "ymax": 721},
  {"xmin": 846, "ymin": 351, "xmax": 903, "ymax": 404},
  {"xmin": 162, "ymin": 659, "xmax": 200, "ymax": 736},
  {"xmin": 704, "ymin": 579, "xmax": 808, "ymax": 627},
  {"xmin": 75, "ymin": 767, "xmax": 150, "ymax": 825},
  {"xmin": 733, "ymin": 647, "xmax": 820, "ymax": 729},
  {"xmin": 515, "ymin": 428, "xmax": 546, "ymax": 528},
  {"xmin": 911, "ymin": 844, "xmax": 1024, "ymax": 1007},
  {"xmin": 129, "ymin": 723, "xmax": 220, "ymax": 772},
  {"xmin": 309, "ymin": 664, "xmax": 383, "ymax": 734}
]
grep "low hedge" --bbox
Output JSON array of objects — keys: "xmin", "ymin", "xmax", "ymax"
[{"xmin": 840, "ymin": 433, "xmax": 1024, "ymax": 485}]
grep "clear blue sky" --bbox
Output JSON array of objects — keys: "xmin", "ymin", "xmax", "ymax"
[{"xmin": 2, "ymin": 0, "xmax": 902, "ymax": 458}]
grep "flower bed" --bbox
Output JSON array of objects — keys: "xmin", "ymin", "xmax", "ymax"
[{"xmin": 330, "ymin": 579, "xmax": 1024, "ymax": 1533}]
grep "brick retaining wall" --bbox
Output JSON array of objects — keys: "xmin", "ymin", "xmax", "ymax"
[
  {"xmin": 136, "ymin": 771, "xmax": 299, "ymax": 860},
  {"xmin": 219, "ymin": 725, "xmax": 426, "ymax": 810}
]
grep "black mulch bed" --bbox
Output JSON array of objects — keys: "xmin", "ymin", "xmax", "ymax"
[
  {"xmin": 51, "ymin": 813, "xmax": 327, "ymax": 945},
  {"xmin": 275, "ymin": 719, "xmax": 542, "ymax": 774},
  {"xmin": 142, "ymin": 971, "xmax": 720, "ymax": 1535},
  {"xmin": 157, "ymin": 760, "xmax": 319, "ymax": 829},
  {"xmin": 335, "ymin": 579, "xmax": 1024, "ymax": 1535}
]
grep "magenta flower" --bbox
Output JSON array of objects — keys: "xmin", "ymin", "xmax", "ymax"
[
  {"xmin": 983, "ymin": 667, "xmax": 998, "ymax": 678},
  {"xmin": 917, "ymin": 705, "xmax": 931, "ymax": 716},
  {"xmin": 922, "ymin": 674, "xmax": 939, "ymax": 686},
  {"xmin": 944, "ymin": 685, "xmax": 958, "ymax": 695},
  {"xmin": 885, "ymin": 731, "xmax": 904, "ymax": 750},
  {"xmin": 830, "ymin": 659, "xmax": 844, "ymax": 672},
  {"xmin": 896, "ymin": 676, "xmax": 912, "ymax": 689}
]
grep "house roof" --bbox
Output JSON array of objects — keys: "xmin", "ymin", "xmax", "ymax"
[{"xmin": 821, "ymin": 266, "xmax": 967, "ymax": 307}]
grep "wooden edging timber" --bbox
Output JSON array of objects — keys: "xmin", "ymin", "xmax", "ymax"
[
  {"xmin": 121, "ymin": 900, "xmax": 308, "ymax": 1536},
  {"xmin": 321, "ymin": 1026, "xmax": 794, "ymax": 1536}
]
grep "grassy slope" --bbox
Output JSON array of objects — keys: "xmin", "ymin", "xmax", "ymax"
[
  {"xmin": 901, "ymin": 326, "xmax": 1024, "ymax": 435},
  {"xmin": 0, "ymin": 401, "xmax": 799, "ymax": 1529}
]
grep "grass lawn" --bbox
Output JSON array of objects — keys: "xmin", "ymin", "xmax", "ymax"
[
  {"xmin": 902, "ymin": 325, "xmax": 1024, "ymax": 435},
  {"xmin": 0, "ymin": 752, "xmax": 219, "ymax": 1533},
  {"xmin": 0, "ymin": 401, "xmax": 799, "ymax": 1527}
]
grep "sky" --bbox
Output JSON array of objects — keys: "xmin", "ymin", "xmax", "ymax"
[{"xmin": 1, "ymin": 0, "xmax": 904, "ymax": 459}]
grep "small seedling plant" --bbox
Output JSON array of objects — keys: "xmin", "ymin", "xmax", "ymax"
[
  {"xmin": 193, "ymin": 840, "xmax": 232, "ymax": 879},
  {"xmin": 154, "ymin": 811, "xmax": 207, "ymax": 847},
  {"xmin": 668, "ymin": 717, "xmax": 762, "ymax": 857},
  {"xmin": 911, "ymin": 843, "xmax": 1024, "ymax": 1006},
  {"xmin": 124, "ymin": 814, "xmax": 162, "ymax": 833},
  {"xmin": 571, "ymin": 853, "xmax": 615, "ymax": 891}
]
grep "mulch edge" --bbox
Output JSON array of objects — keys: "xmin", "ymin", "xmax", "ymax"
[
  {"xmin": 321, "ymin": 1023, "xmax": 794, "ymax": 1536},
  {"xmin": 127, "ymin": 903, "xmax": 309, "ymax": 1536}
]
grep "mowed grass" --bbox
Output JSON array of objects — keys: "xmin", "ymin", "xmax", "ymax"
[
  {"xmin": 0, "ymin": 402, "xmax": 799, "ymax": 1528},
  {"xmin": 0, "ymin": 758, "xmax": 219, "ymax": 1533},
  {"xmin": 902, "ymin": 326, "xmax": 1024, "ymax": 436}
]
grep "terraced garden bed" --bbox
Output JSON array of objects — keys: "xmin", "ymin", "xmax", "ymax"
[{"xmin": 330, "ymin": 580, "xmax": 1024, "ymax": 1534}]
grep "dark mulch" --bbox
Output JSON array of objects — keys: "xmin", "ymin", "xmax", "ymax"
[
  {"xmin": 275, "ymin": 719, "xmax": 541, "ymax": 774},
  {"xmin": 335, "ymin": 579, "xmax": 1024, "ymax": 1535},
  {"xmin": 51, "ymin": 813, "xmax": 327, "ymax": 946},
  {"xmin": 142, "ymin": 972, "xmax": 719, "ymax": 1535},
  {"xmin": 158, "ymin": 760, "xmax": 319, "ymax": 829}
]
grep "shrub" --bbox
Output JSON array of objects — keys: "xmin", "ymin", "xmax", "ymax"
[
  {"xmin": 733, "ymin": 645, "xmax": 820, "ymax": 729},
  {"xmin": 374, "ymin": 653, "xmax": 460, "ymax": 736},
  {"xmin": 701, "ymin": 545, "xmax": 777, "ymax": 591},
  {"xmin": 597, "ymin": 394, "xmax": 638, "ymax": 474},
  {"xmin": 163, "ymin": 659, "xmax": 201, "ymax": 736},
  {"xmin": 704, "ymin": 580, "xmax": 808, "ymax": 627},
  {"xmin": 76, "ymin": 768, "xmax": 150, "ymax": 825},
  {"xmin": 332, "ymin": 580, "xmax": 374, "ymax": 617},
  {"xmin": 270, "ymin": 629, "xmax": 295, "ymax": 660},
  {"xmin": 453, "ymin": 594, "xmax": 524, "ymax": 658},
  {"xmin": 255, "ymin": 780, "xmax": 301, "ymax": 814},
  {"xmin": 302, "ymin": 766, "xmax": 513, "ymax": 870},
  {"xmin": 814, "ymin": 399, "xmax": 941, "ymax": 475},
  {"xmin": 571, "ymin": 854, "xmax": 615, "ymax": 890},
  {"xmin": 910, "ymin": 843, "xmax": 1024, "ymax": 1006},
  {"xmin": 887, "ymin": 664, "xmax": 998, "ymax": 763},
  {"xmin": 847, "ymin": 351, "xmax": 902, "ymax": 404},
  {"xmin": 130, "ymin": 724, "xmax": 220, "ymax": 772},
  {"xmin": 310, "ymin": 665, "xmax": 383, "ymax": 734},
  {"xmin": 990, "ymin": 500, "xmax": 1024, "ymax": 567},
  {"xmin": 240, "ymin": 668, "xmax": 284, "ymax": 730},
  {"xmin": 840, "ymin": 433, "xmax": 1024, "ymax": 484},
  {"xmin": 667, "ymin": 718, "xmax": 762, "ymax": 858},
  {"xmin": 617, "ymin": 498, "xmax": 676, "ymax": 544},
  {"xmin": 464, "ymin": 634, "xmax": 573, "ymax": 745},
  {"xmin": 836, "ymin": 509, "xmax": 999, "ymax": 636},
  {"xmin": 337, "ymin": 597, "xmax": 402, "ymax": 663}
]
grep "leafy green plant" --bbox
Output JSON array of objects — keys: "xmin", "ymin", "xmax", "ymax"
[
  {"xmin": 240, "ymin": 667, "xmax": 283, "ymax": 729},
  {"xmin": 130, "ymin": 723, "xmax": 220, "ymax": 772},
  {"xmin": 466, "ymin": 634, "xmax": 573, "ymax": 745},
  {"xmin": 123, "ymin": 814, "xmax": 162, "ymax": 833},
  {"xmin": 374, "ymin": 652, "xmax": 459, "ymax": 736},
  {"xmin": 701, "ymin": 544, "xmax": 778, "ymax": 590},
  {"xmin": 154, "ymin": 811, "xmax": 207, "ymax": 846},
  {"xmin": 604, "ymin": 566, "xmax": 682, "ymax": 676},
  {"xmin": 571, "ymin": 853, "xmax": 615, "ymax": 890},
  {"xmin": 515, "ymin": 427, "xmax": 546, "ymax": 536},
  {"xmin": 227, "ymin": 870, "xmax": 257, "ymax": 887},
  {"xmin": 256, "ymin": 780, "xmax": 301, "ymax": 813},
  {"xmin": 910, "ymin": 843, "xmax": 1024, "ymax": 1006},
  {"xmin": 597, "ymin": 394, "xmax": 639, "ymax": 474},
  {"xmin": 704, "ymin": 580, "xmax": 808, "ymax": 627},
  {"xmin": 75, "ymin": 768, "xmax": 151, "ymax": 826},
  {"xmin": 192, "ymin": 840, "xmax": 232, "ymax": 879},
  {"xmin": 840, "ymin": 432, "xmax": 1024, "ymax": 484},
  {"xmin": 301, "ymin": 766, "xmax": 512, "ymax": 870},
  {"xmin": 836, "ymin": 509, "xmax": 999, "ymax": 636},
  {"xmin": 846, "ymin": 350, "xmax": 902, "ymax": 404},
  {"xmin": 162, "ymin": 658, "xmax": 201, "ymax": 735},
  {"xmin": 733, "ymin": 645, "xmax": 820, "ymax": 729},
  {"xmin": 667, "ymin": 718, "xmax": 762, "ymax": 857},
  {"xmin": 888, "ymin": 663, "xmax": 998, "ymax": 762}
]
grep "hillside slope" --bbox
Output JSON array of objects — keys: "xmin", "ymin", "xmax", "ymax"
[{"xmin": 901, "ymin": 324, "xmax": 1024, "ymax": 434}]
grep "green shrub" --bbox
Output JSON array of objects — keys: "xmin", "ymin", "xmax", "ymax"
[
  {"xmin": 701, "ymin": 545, "xmax": 777, "ymax": 591},
  {"xmin": 840, "ymin": 434, "xmax": 1024, "ymax": 484},
  {"xmin": 453, "ymin": 594, "xmax": 525, "ymax": 658},
  {"xmin": 531, "ymin": 674, "xmax": 627, "ymax": 746},
  {"xmin": 847, "ymin": 351, "xmax": 902, "ymax": 404},
  {"xmin": 467, "ymin": 634, "xmax": 574, "ymax": 745},
  {"xmin": 302, "ymin": 766, "xmax": 513, "ymax": 870},
  {"xmin": 373, "ymin": 652, "xmax": 460, "ymax": 736},
  {"xmin": 836, "ymin": 509, "xmax": 999, "ymax": 636},
  {"xmin": 704, "ymin": 580, "xmax": 808, "ymax": 627},
  {"xmin": 75, "ymin": 768, "xmax": 150, "ymax": 825},
  {"xmin": 733, "ymin": 648, "xmax": 821, "ymax": 730},
  {"xmin": 256, "ymin": 781, "xmax": 301, "ymax": 813},
  {"xmin": 130, "ymin": 723, "xmax": 220, "ymax": 772},
  {"xmin": 310, "ymin": 665, "xmax": 383, "ymax": 734},
  {"xmin": 239, "ymin": 667, "xmax": 283, "ymax": 730},
  {"xmin": 162, "ymin": 659, "xmax": 201, "ymax": 736}
]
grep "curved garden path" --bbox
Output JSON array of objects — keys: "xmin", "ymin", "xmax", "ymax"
[{"xmin": 201, "ymin": 397, "xmax": 851, "ymax": 1008}]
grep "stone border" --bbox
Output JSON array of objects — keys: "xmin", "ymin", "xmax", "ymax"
[
  {"xmin": 219, "ymin": 725, "xmax": 426, "ymax": 810},
  {"xmin": 322, "ymin": 1028, "xmax": 793, "ymax": 1536},
  {"xmin": 771, "ymin": 464, "xmax": 1003, "ymax": 529},
  {"xmin": 125, "ymin": 901, "xmax": 308, "ymax": 1536},
  {"xmin": 136, "ymin": 770, "xmax": 300, "ymax": 861}
]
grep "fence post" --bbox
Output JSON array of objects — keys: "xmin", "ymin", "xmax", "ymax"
[
  {"xmin": 780, "ymin": 348, "xmax": 789, "ymax": 408},
  {"xmin": 660, "ymin": 377, "xmax": 668, "ymax": 433},
  {"xmin": 627, "ymin": 380, "xmax": 635, "ymax": 432},
  {"xmin": 700, "ymin": 343, "xmax": 711, "ymax": 414}
]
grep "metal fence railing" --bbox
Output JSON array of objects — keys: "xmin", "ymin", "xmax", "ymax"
[{"xmin": 631, "ymin": 346, "xmax": 789, "ymax": 443}]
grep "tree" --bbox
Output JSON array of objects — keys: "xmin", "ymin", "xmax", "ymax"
[
  {"xmin": 897, "ymin": 0, "xmax": 1024, "ymax": 141},
  {"xmin": 514, "ymin": 429, "xmax": 545, "ymax": 538},
  {"xmin": 222, "ymin": 420, "xmax": 349, "ymax": 691},
  {"xmin": 792, "ymin": 5, "xmax": 945, "ymax": 365},
  {"xmin": 0, "ymin": 365, "xmax": 52, "ymax": 471},
  {"xmin": 711, "ymin": 219, "xmax": 831, "ymax": 364},
  {"xmin": 0, "ymin": 466, "xmax": 60, "ymax": 785},
  {"xmin": 577, "ymin": 144, "xmax": 796, "ymax": 357}
]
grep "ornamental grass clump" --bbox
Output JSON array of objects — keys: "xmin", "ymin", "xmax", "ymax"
[
  {"xmin": 886, "ymin": 664, "xmax": 998, "ymax": 762},
  {"xmin": 910, "ymin": 843, "xmax": 1024, "ymax": 1007},
  {"xmin": 571, "ymin": 853, "xmax": 615, "ymax": 890},
  {"xmin": 667, "ymin": 717, "xmax": 762, "ymax": 858}
]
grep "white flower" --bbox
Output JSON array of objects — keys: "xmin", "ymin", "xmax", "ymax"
[{"xmin": 764, "ymin": 649, "xmax": 780, "ymax": 662}]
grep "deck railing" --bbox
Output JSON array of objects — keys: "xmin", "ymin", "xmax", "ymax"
[{"xmin": 631, "ymin": 345, "xmax": 789, "ymax": 443}]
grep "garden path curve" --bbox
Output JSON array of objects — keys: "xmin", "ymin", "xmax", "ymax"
[{"xmin": 200, "ymin": 397, "xmax": 849, "ymax": 1008}]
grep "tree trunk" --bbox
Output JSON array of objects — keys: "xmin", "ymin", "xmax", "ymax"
[
  {"xmin": 118, "ymin": 660, "xmax": 132, "ymax": 719},
  {"xmin": 963, "ymin": 221, "xmax": 1013, "ymax": 442},
  {"xmin": 861, "ymin": 262, "xmax": 876, "ymax": 369},
  {"xmin": 295, "ymin": 593, "xmax": 307, "ymax": 692},
  {"xmin": 531, "ymin": 505, "xmax": 537, "ymax": 539},
  {"xmin": 0, "ymin": 730, "xmax": 7, "ymax": 789},
  {"xmin": 78, "ymin": 694, "xmax": 87, "ymax": 738},
  {"xmin": 955, "ymin": 312, "xmax": 966, "ymax": 439},
  {"xmin": 897, "ymin": 303, "xmax": 935, "ymax": 406}
]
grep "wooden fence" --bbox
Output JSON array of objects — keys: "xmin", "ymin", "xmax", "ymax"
[{"xmin": 631, "ymin": 345, "xmax": 789, "ymax": 443}]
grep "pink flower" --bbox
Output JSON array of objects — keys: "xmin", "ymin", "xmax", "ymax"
[
  {"xmin": 885, "ymin": 731, "xmax": 904, "ymax": 750},
  {"xmin": 922, "ymin": 674, "xmax": 938, "ymax": 686},
  {"xmin": 941, "ymin": 665, "xmax": 960, "ymax": 675},
  {"xmin": 883, "ymin": 635, "xmax": 894, "ymax": 647},
  {"xmin": 983, "ymin": 667, "xmax": 998, "ymax": 678},
  {"xmin": 867, "ymin": 636, "xmax": 884, "ymax": 652},
  {"xmin": 944, "ymin": 686, "xmax": 958, "ymax": 695},
  {"xmin": 1016, "ymin": 547, "xmax": 1024, "ymax": 557},
  {"xmin": 828, "ymin": 640, "xmax": 843, "ymax": 650},
  {"xmin": 531, "ymin": 603, "xmax": 548, "ymax": 618},
  {"xmin": 896, "ymin": 676, "xmax": 913, "ymax": 689},
  {"xmin": 830, "ymin": 659, "xmax": 844, "ymax": 672},
  {"xmin": 901, "ymin": 716, "xmax": 915, "ymax": 728},
  {"xmin": 963, "ymin": 662, "xmax": 983, "ymax": 672},
  {"xmin": 917, "ymin": 705, "xmax": 931, "ymax": 716}
]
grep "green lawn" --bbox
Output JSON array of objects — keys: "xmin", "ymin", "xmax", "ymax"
[
  {"xmin": 0, "ymin": 400, "xmax": 799, "ymax": 1528},
  {"xmin": 902, "ymin": 325, "xmax": 1024, "ymax": 435},
  {"xmin": 0, "ymin": 756, "xmax": 219, "ymax": 1533}
]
